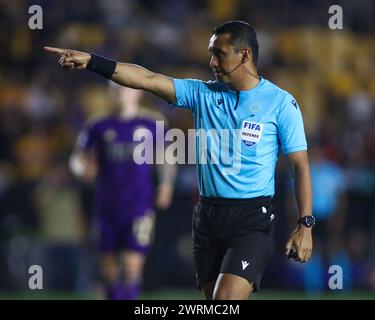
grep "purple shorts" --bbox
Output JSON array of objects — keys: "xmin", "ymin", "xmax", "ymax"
[{"xmin": 96, "ymin": 208, "xmax": 155, "ymax": 254}]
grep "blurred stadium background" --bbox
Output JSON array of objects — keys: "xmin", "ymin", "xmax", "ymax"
[{"xmin": 1, "ymin": 0, "xmax": 375, "ymax": 300}]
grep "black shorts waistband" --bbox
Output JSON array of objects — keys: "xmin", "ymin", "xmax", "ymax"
[{"xmin": 199, "ymin": 196, "xmax": 272, "ymax": 206}]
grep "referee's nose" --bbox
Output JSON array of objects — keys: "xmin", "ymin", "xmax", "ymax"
[{"xmin": 210, "ymin": 55, "xmax": 218, "ymax": 70}]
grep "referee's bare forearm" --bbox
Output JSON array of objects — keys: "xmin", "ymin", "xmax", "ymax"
[
  {"xmin": 287, "ymin": 150, "xmax": 313, "ymax": 218},
  {"xmin": 111, "ymin": 63, "xmax": 175, "ymax": 103}
]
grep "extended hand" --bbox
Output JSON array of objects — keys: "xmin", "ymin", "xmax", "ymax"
[
  {"xmin": 285, "ymin": 225, "xmax": 313, "ymax": 262},
  {"xmin": 44, "ymin": 46, "xmax": 91, "ymax": 70}
]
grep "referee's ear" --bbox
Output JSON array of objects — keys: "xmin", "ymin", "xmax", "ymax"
[{"xmin": 241, "ymin": 48, "xmax": 252, "ymax": 64}]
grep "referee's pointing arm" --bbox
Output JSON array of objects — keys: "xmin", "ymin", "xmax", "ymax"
[{"xmin": 43, "ymin": 46, "xmax": 176, "ymax": 103}]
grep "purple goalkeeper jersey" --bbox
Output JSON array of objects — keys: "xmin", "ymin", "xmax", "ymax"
[{"xmin": 76, "ymin": 114, "xmax": 159, "ymax": 224}]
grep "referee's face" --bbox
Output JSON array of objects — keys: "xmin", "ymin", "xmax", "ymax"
[{"xmin": 208, "ymin": 33, "xmax": 243, "ymax": 83}]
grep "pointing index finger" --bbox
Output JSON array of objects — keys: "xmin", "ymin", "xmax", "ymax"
[{"xmin": 43, "ymin": 46, "xmax": 67, "ymax": 55}]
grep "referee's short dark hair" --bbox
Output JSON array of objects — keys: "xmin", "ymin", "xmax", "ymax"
[{"xmin": 213, "ymin": 20, "xmax": 259, "ymax": 66}]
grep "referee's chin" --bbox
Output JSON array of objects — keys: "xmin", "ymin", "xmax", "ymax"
[
  {"xmin": 213, "ymin": 72, "xmax": 224, "ymax": 82},
  {"xmin": 215, "ymin": 75, "xmax": 226, "ymax": 83}
]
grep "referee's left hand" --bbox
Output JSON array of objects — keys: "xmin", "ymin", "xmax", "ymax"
[{"xmin": 285, "ymin": 225, "xmax": 312, "ymax": 263}]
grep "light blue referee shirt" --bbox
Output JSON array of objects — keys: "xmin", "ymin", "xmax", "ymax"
[{"xmin": 171, "ymin": 77, "xmax": 307, "ymax": 198}]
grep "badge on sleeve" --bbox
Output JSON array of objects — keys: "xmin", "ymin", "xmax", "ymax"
[{"xmin": 241, "ymin": 121, "xmax": 263, "ymax": 147}]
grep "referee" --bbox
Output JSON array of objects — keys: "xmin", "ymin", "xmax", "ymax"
[{"xmin": 45, "ymin": 20, "xmax": 314, "ymax": 300}]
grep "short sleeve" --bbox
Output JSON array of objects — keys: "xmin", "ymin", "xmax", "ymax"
[
  {"xmin": 277, "ymin": 94, "xmax": 308, "ymax": 154},
  {"xmin": 169, "ymin": 78, "xmax": 203, "ymax": 113},
  {"xmin": 75, "ymin": 121, "xmax": 98, "ymax": 151}
]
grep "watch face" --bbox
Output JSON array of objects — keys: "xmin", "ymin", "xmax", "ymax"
[{"xmin": 305, "ymin": 216, "xmax": 315, "ymax": 227}]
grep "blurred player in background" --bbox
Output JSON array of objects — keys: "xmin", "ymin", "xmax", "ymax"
[{"xmin": 69, "ymin": 84, "xmax": 176, "ymax": 300}]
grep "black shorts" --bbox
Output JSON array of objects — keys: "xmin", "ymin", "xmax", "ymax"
[{"xmin": 192, "ymin": 196, "xmax": 275, "ymax": 292}]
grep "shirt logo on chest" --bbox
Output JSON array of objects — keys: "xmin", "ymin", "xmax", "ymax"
[
  {"xmin": 104, "ymin": 129, "xmax": 117, "ymax": 142},
  {"xmin": 241, "ymin": 121, "xmax": 263, "ymax": 147}
]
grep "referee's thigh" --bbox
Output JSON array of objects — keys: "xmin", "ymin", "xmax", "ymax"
[
  {"xmin": 213, "ymin": 273, "xmax": 254, "ymax": 300},
  {"xmin": 201, "ymin": 281, "xmax": 216, "ymax": 300}
]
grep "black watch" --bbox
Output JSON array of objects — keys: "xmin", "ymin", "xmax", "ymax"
[{"xmin": 298, "ymin": 215, "xmax": 316, "ymax": 228}]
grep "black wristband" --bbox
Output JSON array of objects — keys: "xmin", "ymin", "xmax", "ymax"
[{"xmin": 86, "ymin": 53, "xmax": 117, "ymax": 79}]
